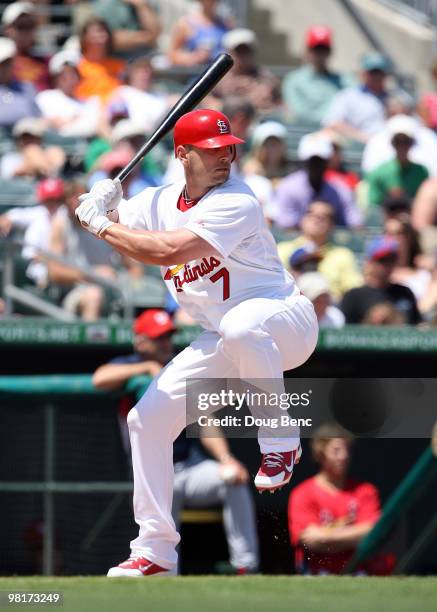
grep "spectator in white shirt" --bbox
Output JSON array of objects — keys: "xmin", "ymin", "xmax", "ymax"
[
  {"xmin": 322, "ymin": 53, "xmax": 392, "ymax": 143},
  {"xmin": 0, "ymin": 117, "xmax": 65, "ymax": 179},
  {"xmin": 109, "ymin": 56, "xmax": 169, "ymax": 133},
  {"xmin": 0, "ymin": 177, "xmax": 65, "ymax": 286},
  {"xmin": 36, "ymin": 49, "xmax": 101, "ymax": 138}
]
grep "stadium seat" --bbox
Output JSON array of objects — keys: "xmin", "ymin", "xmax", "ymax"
[
  {"xmin": 130, "ymin": 276, "xmax": 168, "ymax": 308},
  {"xmin": 43, "ymin": 131, "xmax": 88, "ymax": 157},
  {"xmin": 0, "ymin": 179, "xmax": 37, "ymax": 210}
]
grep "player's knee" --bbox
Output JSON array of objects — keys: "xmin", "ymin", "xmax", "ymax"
[
  {"xmin": 126, "ymin": 406, "xmax": 140, "ymax": 430},
  {"xmin": 127, "ymin": 400, "xmax": 159, "ymax": 430},
  {"xmin": 127, "ymin": 387, "xmax": 172, "ymax": 432}
]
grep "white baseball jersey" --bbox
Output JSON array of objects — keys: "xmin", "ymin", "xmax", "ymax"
[{"xmin": 118, "ymin": 176, "xmax": 298, "ymax": 331}]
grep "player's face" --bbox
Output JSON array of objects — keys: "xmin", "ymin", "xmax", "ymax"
[
  {"xmin": 134, "ymin": 332, "xmax": 173, "ymax": 364},
  {"xmin": 321, "ymin": 438, "xmax": 350, "ymax": 477},
  {"xmin": 181, "ymin": 145, "xmax": 234, "ymax": 188}
]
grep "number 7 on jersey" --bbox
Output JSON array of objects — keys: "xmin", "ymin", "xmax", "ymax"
[{"xmin": 210, "ymin": 267, "xmax": 230, "ymax": 301}]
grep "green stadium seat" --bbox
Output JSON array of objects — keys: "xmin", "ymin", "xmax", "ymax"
[
  {"xmin": 43, "ymin": 131, "xmax": 88, "ymax": 157},
  {"xmin": 331, "ymin": 228, "xmax": 366, "ymax": 254},
  {"xmin": 130, "ymin": 276, "xmax": 167, "ymax": 308},
  {"xmin": 0, "ymin": 179, "xmax": 37, "ymax": 209}
]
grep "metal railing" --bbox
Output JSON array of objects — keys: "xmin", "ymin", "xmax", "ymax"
[
  {"xmin": 1, "ymin": 238, "xmax": 133, "ymax": 320},
  {"xmin": 376, "ymin": 0, "xmax": 437, "ymax": 25}
]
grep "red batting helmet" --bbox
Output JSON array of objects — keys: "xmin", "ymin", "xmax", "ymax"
[{"xmin": 173, "ymin": 109, "xmax": 244, "ymax": 153}]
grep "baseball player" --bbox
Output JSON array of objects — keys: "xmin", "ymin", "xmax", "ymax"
[{"xmin": 75, "ymin": 109, "xmax": 319, "ymax": 577}]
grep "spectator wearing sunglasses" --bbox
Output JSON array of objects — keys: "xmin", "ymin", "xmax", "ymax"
[{"xmin": 2, "ymin": 2, "xmax": 49, "ymax": 91}]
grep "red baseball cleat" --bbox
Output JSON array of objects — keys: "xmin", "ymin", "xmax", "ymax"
[
  {"xmin": 107, "ymin": 556, "xmax": 176, "ymax": 578},
  {"xmin": 254, "ymin": 444, "xmax": 302, "ymax": 493}
]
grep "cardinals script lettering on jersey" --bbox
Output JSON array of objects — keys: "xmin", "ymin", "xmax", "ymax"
[{"xmin": 164, "ymin": 256, "xmax": 223, "ymax": 292}]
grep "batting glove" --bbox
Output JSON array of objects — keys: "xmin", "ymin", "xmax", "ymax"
[
  {"xmin": 75, "ymin": 197, "xmax": 114, "ymax": 237},
  {"xmin": 78, "ymin": 178, "xmax": 123, "ymax": 213}
]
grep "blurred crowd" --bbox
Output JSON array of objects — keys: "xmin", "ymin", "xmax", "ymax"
[{"xmin": 2, "ymin": 0, "xmax": 437, "ymax": 327}]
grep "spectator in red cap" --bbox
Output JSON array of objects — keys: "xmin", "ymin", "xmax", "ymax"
[
  {"xmin": 93, "ymin": 308, "xmax": 259, "ymax": 575},
  {"xmin": 93, "ymin": 309, "xmax": 176, "ymax": 389},
  {"xmin": 282, "ymin": 26, "xmax": 348, "ymax": 125},
  {"xmin": 340, "ymin": 236, "xmax": 421, "ymax": 324},
  {"xmin": 0, "ymin": 177, "xmax": 65, "ymax": 287}
]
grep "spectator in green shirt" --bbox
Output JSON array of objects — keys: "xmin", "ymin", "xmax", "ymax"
[
  {"xmin": 92, "ymin": 0, "xmax": 161, "ymax": 59},
  {"xmin": 282, "ymin": 26, "xmax": 347, "ymax": 125},
  {"xmin": 367, "ymin": 115, "xmax": 429, "ymax": 206}
]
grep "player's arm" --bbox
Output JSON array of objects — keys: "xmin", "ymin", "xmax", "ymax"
[
  {"xmin": 93, "ymin": 360, "xmax": 163, "ymax": 391},
  {"xmin": 300, "ymin": 521, "xmax": 375, "ymax": 553},
  {"xmin": 112, "ymin": 0, "xmax": 161, "ymax": 51},
  {"xmin": 100, "ymin": 224, "xmax": 219, "ymax": 266}
]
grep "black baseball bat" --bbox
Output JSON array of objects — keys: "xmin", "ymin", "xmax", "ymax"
[{"xmin": 116, "ymin": 53, "xmax": 234, "ymax": 183}]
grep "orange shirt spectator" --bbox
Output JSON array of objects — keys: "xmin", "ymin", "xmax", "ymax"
[
  {"xmin": 75, "ymin": 17, "xmax": 125, "ymax": 102},
  {"xmin": 2, "ymin": 2, "xmax": 50, "ymax": 91},
  {"xmin": 76, "ymin": 56, "xmax": 125, "ymax": 102}
]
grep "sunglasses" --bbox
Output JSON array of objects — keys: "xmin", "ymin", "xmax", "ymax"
[
  {"xmin": 14, "ymin": 21, "xmax": 36, "ymax": 31},
  {"xmin": 392, "ymin": 136, "xmax": 414, "ymax": 147}
]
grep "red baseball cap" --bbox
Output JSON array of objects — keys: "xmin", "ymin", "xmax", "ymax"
[
  {"xmin": 133, "ymin": 309, "xmax": 176, "ymax": 339},
  {"xmin": 306, "ymin": 26, "xmax": 332, "ymax": 49},
  {"xmin": 37, "ymin": 178, "xmax": 65, "ymax": 202}
]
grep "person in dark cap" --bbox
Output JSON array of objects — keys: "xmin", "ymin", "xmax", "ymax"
[
  {"xmin": 288, "ymin": 245, "xmax": 323, "ymax": 278},
  {"xmin": 340, "ymin": 236, "xmax": 421, "ymax": 324}
]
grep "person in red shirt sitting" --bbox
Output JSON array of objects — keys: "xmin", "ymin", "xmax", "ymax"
[{"xmin": 288, "ymin": 422, "xmax": 394, "ymax": 575}]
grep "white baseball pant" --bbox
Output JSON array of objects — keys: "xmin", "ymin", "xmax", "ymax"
[{"xmin": 127, "ymin": 293, "xmax": 318, "ymax": 568}]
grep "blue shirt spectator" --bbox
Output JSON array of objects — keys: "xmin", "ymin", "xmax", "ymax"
[
  {"xmin": 0, "ymin": 37, "xmax": 40, "ymax": 128},
  {"xmin": 168, "ymin": 0, "xmax": 232, "ymax": 66}
]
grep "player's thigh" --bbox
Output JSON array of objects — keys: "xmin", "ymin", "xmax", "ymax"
[
  {"xmin": 130, "ymin": 331, "xmax": 237, "ymax": 438},
  {"xmin": 219, "ymin": 294, "xmax": 318, "ymax": 371},
  {"xmin": 264, "ymin": 294, "xmax": 319, "ymax": 370},
  {"xmin": 182, "ymin": 459, "xmax": 225, "ymax": 507}
]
